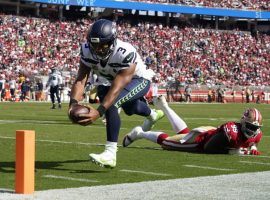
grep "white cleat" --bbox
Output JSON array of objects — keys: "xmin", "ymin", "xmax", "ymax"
[
  {"xmin": 141, "ymin": 109, "xmax": 164, "ymax": 131},
  {"xmin": 154, "ymin": 95, "xmax": 168, "ymax": 109},
  {"xmin": 89, "ymin": 151, "xmax": 116, "ymax": 169},
  {"xmin": 122, "ymin": 126, "xmax": 143, "ymax": 147}
]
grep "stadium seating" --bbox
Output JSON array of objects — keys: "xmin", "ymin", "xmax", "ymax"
[
  {"xmin": 0, "ymin": 13, "xmax": 269, "ymax": 102},
  {"xmin": 129, "ymin": 0, "xmax": 269, "ymax": 11}
]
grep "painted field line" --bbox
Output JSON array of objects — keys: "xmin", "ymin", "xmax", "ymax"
[
  {"xmin": 239, "ymin": 154, "xmax": 270, "ymax": 158},
  {"xmin": 0, "ymin": 136, "xmax": 133, "ymax": 148},
  {"xmin": 2, "ymin": 171, "xmax": 270, "ymax": 200},
  {"xmin": 183, "ymin": 164, "xmax": 235, "ymax": 171},
  {"xmin": 1, "ymin": 136, "xmax": 270, "ymax": 158},
  {"xmin": 0, "ymin": 120, "xmax": 127, "ymax": 129},
  {"xmin": 239, "ymin": 161, "xmax": 270, "ymax": 166},
  {"xmin": 120, "ymin": 169, "xmax": 172, "ymax": 176},
  {"xmin": 0, "ymin": 136, "xmax": 106, "ymax": 147},
  {"xmin": 43, "ymin": 175, "xmax": 99, "ymax": 183}
]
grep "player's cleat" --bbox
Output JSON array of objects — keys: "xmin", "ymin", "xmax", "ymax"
[
  {"xmin": 154, "ymin": 95, "xmax": 168, "ymax": 109},
  {"xmin": 142, "ymin": 109, "xmax": 164, "ymax": 131},
  {"xmin": 89, "ymin": 151, "xmax": 116, "ymax": 169},
  {"xmin": 58, "ymin": 104, "xmax": 62, "ymax": 109},
  {"xmin": 122, "ymin": 126, "xmax": 143, "ymax": 147},
  {"xmin": 51, "ymin": 104, "xmax": 56, "ymax": 109}
]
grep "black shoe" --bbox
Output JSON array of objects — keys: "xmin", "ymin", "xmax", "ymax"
[
  {"xmin": 51, "ymin": 105, "xmax": 56, "ymax": 109},
  {"xmin": 58, "ymin": 104, "xmax": 62, "ymax": 109}
]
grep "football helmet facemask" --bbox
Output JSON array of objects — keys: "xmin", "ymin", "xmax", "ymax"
[
  {"xmin": 240, "ymin": 108, "xmax": 262, "ymax": 138},
  {"xmin": 87, "ymin": 19, "xmax": 117, "ymax": 60}
]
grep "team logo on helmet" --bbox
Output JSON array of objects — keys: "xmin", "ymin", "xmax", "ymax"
[{"xmin": 240, "ymin": 108, "xmax": 262, "ymax": 138}]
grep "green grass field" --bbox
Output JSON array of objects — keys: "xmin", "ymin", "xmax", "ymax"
[{"xmin": 0, "ymin": 102, "xmax": 270, "ymax": 191}]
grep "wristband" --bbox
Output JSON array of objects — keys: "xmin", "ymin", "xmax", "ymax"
[
  {"xmin": 69, "ymin": 98, "xmax": 78, "ymax": 107},
  {"xmin": 97, "ymin": 105, "xmax": 106, "ymax": 117}
]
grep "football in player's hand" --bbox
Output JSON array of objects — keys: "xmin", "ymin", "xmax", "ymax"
[{"xmin": 69, "ymin": 104, "xmax": 90, "ymax": 124}]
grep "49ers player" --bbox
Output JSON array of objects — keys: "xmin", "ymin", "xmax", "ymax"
[{"xmin": 123, "ymin": 95, "xmax": 263, "ymax": 155}]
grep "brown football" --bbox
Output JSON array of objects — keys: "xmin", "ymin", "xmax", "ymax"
[{"xmin": 69, "ymin": 104, "xmax": 90, "ymax": 124}]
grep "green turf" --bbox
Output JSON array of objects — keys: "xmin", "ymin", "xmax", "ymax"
[{"xmin": 0, "ymin": 102, "xmax": 269, "ymax": 190}]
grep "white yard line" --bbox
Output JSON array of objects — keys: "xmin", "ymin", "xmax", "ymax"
[
  {"xmin": 183, "ymin": 164, "xmax": 235, "ymax": 171},
  {"xmin": 120, "ymin": 169, "xmax": 171, "ymax": 176},
  {"xmin": 0, "ymin": 136, "xmax": 107, "ymax": 147},
  {"xmin": 0, "ymin": 120, "xmax": 126, "ymax": 129},
  {"xmin": 239, "ymin": 161, "xmax": 270, "ymax": 166},
  {"xmin": 239, "ymin": 154, "xmax": 270, "ymax": 158},
  {"xmin": 1, "ymin": 171, "xmax": 270, "ymax": 200},
  {"xmin": 43, "ymin": 175, "xmax": 99, "ymax": 183}
]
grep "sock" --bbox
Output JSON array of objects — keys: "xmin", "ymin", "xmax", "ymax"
[
  {"xmin": 149, "ymin": 109, "xmax": 157, "ymax": 120},
  {"xmin": 105, "ymin": 141, "xmax": 118, "ymax": 156},
  {"xmin": 140, "ymin": 131, "xmax": 165, "ymax": 143},
  {"xmin": 161, "ymin": 105, "xmax": 188, "ymax": 133},
  {"xmin": 106, "ymin": 106, "xmax": 120, "ymax": 142}
]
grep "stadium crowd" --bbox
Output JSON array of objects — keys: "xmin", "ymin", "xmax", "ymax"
[
  {"xmin": 0, "ymin": 13, "xmax": 269, "ymax": 102},
  {"xmin": 131, "ymin": 0, "xmax": 270, "ymax": 11}
]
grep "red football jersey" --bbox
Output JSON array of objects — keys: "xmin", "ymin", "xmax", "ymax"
[{"xmin": 219, "ymin": 122, "xmax": 262, "ymax": 148}]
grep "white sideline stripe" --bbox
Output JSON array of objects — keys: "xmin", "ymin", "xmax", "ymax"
[
  {"xmin": 239, "ymin": 161, "xmax": 270, "ymax": 166},
  {"xmin": 43, "ymin": 175, "xmax": 99, "ymax": 183},
  {"xmin": 120, "ymin": 169, "xmax": 171, "ymax": 177},
  {"xmin": 183, "ymin": 164, "xmax": 234, "ymax": 171},
  {"xmin": 2, "ymin": 171, "xmax": 270, "ymax": 200}
]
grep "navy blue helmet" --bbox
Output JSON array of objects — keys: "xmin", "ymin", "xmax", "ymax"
[{"xmin": 87, "ymin": 19, "xmax": 117, "ymax": 60}]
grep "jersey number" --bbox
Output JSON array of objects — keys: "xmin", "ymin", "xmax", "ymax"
[{"xmin": 117, "ymin": 47, "xmax": 126, "ymax": 54}]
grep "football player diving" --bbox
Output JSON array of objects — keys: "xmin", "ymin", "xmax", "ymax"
[
  {"xmin": 68, "ymin": 19, "xmax": 164, "ymax": 168},
  {"xmin": 123, "ymin": 95, "xmax": 263, "ymax": 155}
]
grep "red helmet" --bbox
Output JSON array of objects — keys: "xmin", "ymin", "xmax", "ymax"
[{"xmin": 240, "ymin": 108, "xmax": 262, "ymax": 138}]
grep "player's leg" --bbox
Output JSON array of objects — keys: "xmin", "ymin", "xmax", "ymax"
[
  {"xmin": 155, "ymin": 95, "xmax": 189, "ymax": 134},
  {"xmin": 117, "ymin": 78, "xmax": 164, "ymax": 131},
  {"xmin": 89, "ymin": 103, "xmax": 119, "ymax": 168},
  {"xmin": 55, "ymin": 85, "xmax": 61, "ymax": 108},
  {"xmin": 50, "ymin": 87, "xmax": 56, "ymax": 109},
  {"xmin": 89, "ymin": 85, "xmax": 118, "ymax": 168},
  {"xmin": 123, "ymin": 126, "xmax": 166, "ymax": 147},
  {"xmin": 123, "ymin": 127, "xmax": 199, "ymax": 152}
]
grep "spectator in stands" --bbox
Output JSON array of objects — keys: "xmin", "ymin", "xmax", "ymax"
[
  {"xmin": 129, "ymin": 0, "xmax": 269, "ymax": 11},
  {"xmin": 0, "ymin": 13, "xmax": 269, "ymax": 104}
]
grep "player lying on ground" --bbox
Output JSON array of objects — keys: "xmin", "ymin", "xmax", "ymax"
[{"xmin": 123, "ymin": 96, "xmax": 263, "ymax": 155}]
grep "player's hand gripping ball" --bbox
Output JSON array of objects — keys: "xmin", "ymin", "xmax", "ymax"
[{"xmin": 69, "ymin": 104, "xmax": 91, "ymax": 125}]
